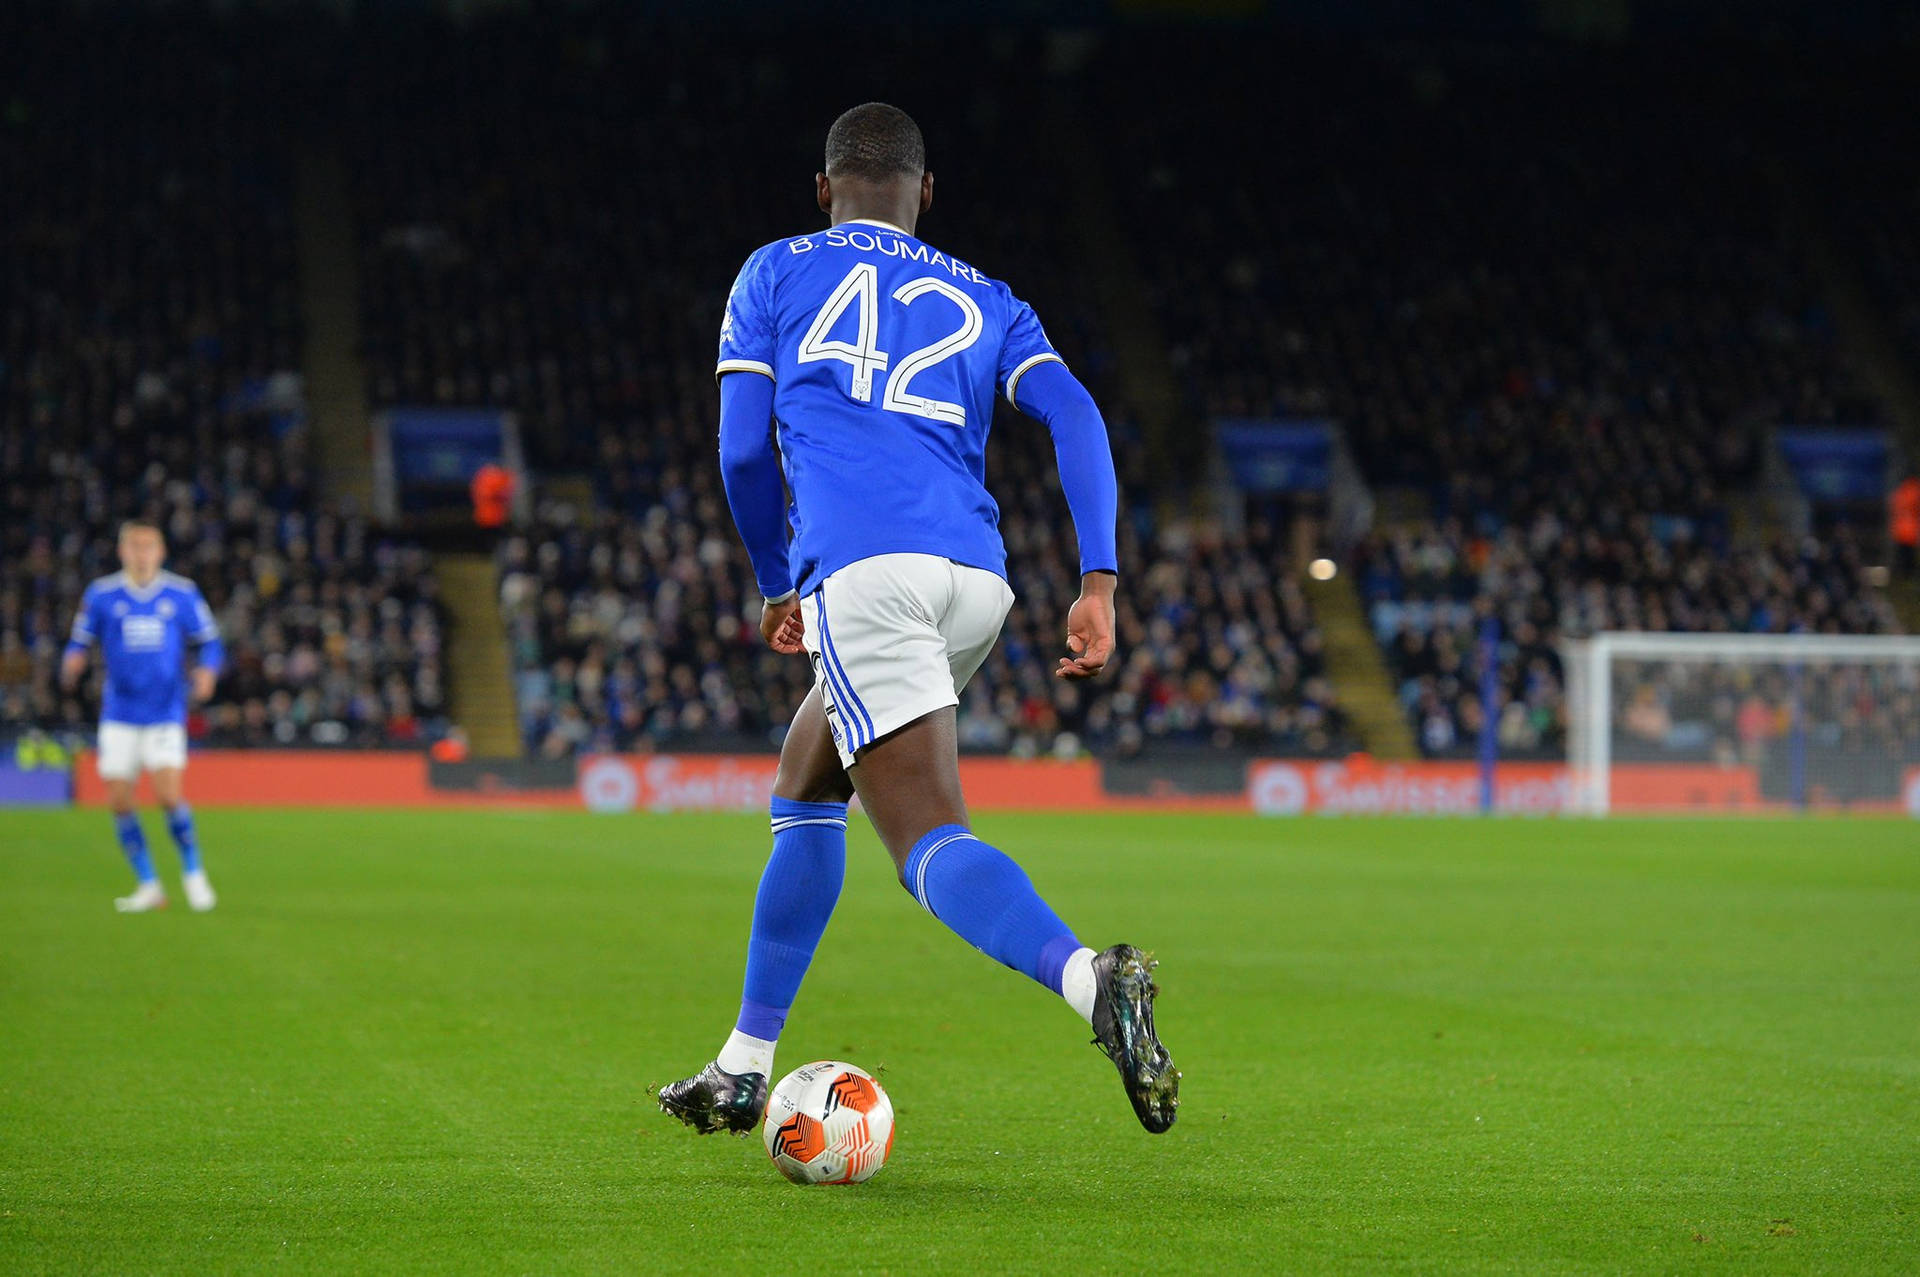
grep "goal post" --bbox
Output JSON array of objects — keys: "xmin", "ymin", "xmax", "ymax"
[{"xmin": 1562, "ymin": 632, "xmax": 1920, "ymax": 816}]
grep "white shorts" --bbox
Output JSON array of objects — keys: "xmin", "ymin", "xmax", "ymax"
[
  {"xmin": 801, "ymin": 553, "xmax": 1014, "ymax": 767},
  {"xmin": 97, "ymin": 721, "xmax": 188, "ymax": 781}
]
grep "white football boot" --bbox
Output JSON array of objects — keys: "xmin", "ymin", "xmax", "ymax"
[
  {"xmin": 182, "ymin": 870, "xmax": 217, "ymax": 913},
  {"xmin": 114, "ymin": 881, "xmax": 169, "ymax": 913}
]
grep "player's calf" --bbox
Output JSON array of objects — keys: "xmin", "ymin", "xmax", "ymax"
[
  {"xmin": 162, "ymin": 800, "xmax": 214, "ymax": 909},
  {"xmin": 895, "ymin": 827, "xmax": 1181, "ymax": 1132},
  {"xmin": 111, "ymin": 809, "xmax": 160, "ymax": 904},
  {"xmin": 663, "ymin": 792, "xmax": 847, "ymax": 1137}
]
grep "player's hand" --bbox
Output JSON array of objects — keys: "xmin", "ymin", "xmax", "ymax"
[
  {"xmin": 190, "ymin": 666, "xmax": 217, "ymax": 704},
  {"xmin": 59, "ymin": 650, "xmax": 86, "ymax": 691},
  {"xmin": 1056, "ymin": 572, "xmax": 1117, "ymax": 680},
  {"xmin": 761, "ymin": 596, "xmax": 805, "ymax": 655}
]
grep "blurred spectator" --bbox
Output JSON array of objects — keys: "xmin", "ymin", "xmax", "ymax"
[
  {"xmin": 1892, "ymin": 469, "xmax": 1919, "ymax": 581},
  {"xmin": 471, "ymin": 462, "xmax": 515, "ymax": 531}
]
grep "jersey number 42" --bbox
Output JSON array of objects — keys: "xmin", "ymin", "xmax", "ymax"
[{"xmin": 797, "ymin": 263, "xmax": 983, "ymax": 426}]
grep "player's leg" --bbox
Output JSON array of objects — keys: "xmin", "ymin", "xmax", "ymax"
[
  {"xmin": 845, "ymin": 561, "xmax": 1088, "ymax": 1009},
  {"xmin": 850, "ymin": 710, "xmax": 1179, "ymax": 1132},
  {"xmin": 849, "ymin": 707, "xmax": 1086, "ymax": 1007},
  {"xmin": 846, "ymin": 558, "xmax": 1178, "ymax": 1131},
  {"xmin": 150, "ymin": 737, "xmax": 214, "ymax": 912},
  {"xmin": 99, "ymin": 723, "xmax": 165, "ymax": 912},
  {"xmin": 729, "ymin": 689, "xmax": 854, "ymax": 1064},
  {"xmin": 150, "ymin": 769, "xmax": 199, "ymax": 878},
  {"xmin": 659, "ymin": 687, "xmax": 852, "ymax": 1134}
]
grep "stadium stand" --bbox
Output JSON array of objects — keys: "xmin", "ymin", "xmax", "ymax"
[
  {"xmin": 1092, "ymin": 38, "xmax": 1902, "ymax": 756},
  {"xmin": 1829, "ymin": 66, "xmax": 1920, "ymax": 386},
  {"xmin": 5, "ymin": 13, "xmax": 1908, "ymax": 769},
  {"xmin": 341, "ymin": 16, "xmax": 1348, "ymax": 758},
  {"xmin": 1352, "ymin": 519, "xmax": 1899, "ymax": 756},
  {"xmin": 498, "ymin": 507, "xmax": 1344, "ymax": 758},
  {"xmin": 0, "ymin": 12, "xmax": 448, "ymax": 750}
]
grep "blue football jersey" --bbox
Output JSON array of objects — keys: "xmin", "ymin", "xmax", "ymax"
[
  {"xmin": 716, "ymin": 219, "xmax": 1064, "ymax": 597},
  {"xmin": 70, "ymin": 571, "xmax": 220, "ymax": 726}
]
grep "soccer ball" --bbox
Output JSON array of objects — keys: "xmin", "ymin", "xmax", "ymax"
[{"xmin": 762, "ymin": 1061, "xmax": 894, "ymax": 1185}]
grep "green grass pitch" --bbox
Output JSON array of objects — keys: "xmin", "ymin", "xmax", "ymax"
[{"xmin": 2, "ymin": 808, "xmax": 1916, "ymax": 1274}]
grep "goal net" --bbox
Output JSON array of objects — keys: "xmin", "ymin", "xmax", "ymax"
[{"xmin": 1562, "ymin": 633, "xmax": 1920, "ymax": 816}]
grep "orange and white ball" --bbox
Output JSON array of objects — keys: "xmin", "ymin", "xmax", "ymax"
[{"xmin": 763, "ymin": 1061, "xmax": 895, "ymax": 1185}]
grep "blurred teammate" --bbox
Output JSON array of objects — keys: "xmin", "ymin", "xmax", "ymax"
[
  {"xmin": 659, "ymin": 104, "xmax": 1179, "ymax": 1136},
  {"xmin": 60, "ymin": 520, "xmax": 223, "ymax": 912}
]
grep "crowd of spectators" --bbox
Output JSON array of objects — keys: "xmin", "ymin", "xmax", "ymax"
[
  {"xmin": 0, "ymin": 12, "xmax": 447, "ymax": 750},
  {"xmin": 1608, "ymin": 660, "xmax": 1920, "ymax": 786},
  {"xmin": 1354, "ymin": 517, "xmax": 1901, "ymax": 757},
  {"xmin": 339, "ymin": 14, "xmax": 1344, "ymax": 758},
  {"xmin": 8, "ymin": 14, "xmax": 1911, "ymax": 765},
  {"xmin": 363, "ymin": 24, "xmax": 1917, "ymax": 762},
  {"xmin": 1103, "ymin": 41, "xmax": 1876, "ymax": 486},
  {"xmin": 1087, "ymin": 38, "xmax": 1902, "ymax": 755},
  {"xmin": 500, "ymin": 504, "xmax": 1344, "ymax": 759},
  {"xmin": 973, "ymin": 515, "xmax": 1345, "ymax": 758}
]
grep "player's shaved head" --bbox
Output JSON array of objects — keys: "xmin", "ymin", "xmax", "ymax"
[
  {"xmin": 817, "ymin": 103, "xmax": 934, "ymax": 235},
  {"xmin": 119, "ymin": 519, "xmax": 162, "ymax": 544},
  {"xmin": 824, "ymin": 103, "xmax": 925, "ymax": 181}
]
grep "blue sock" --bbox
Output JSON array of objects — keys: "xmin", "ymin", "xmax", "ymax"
[
  {"xmin": 114, "ymin": 812, "xmax": 157, "ymax": 885},
  {"xmin": 166, "ymin": 803, "xmax": 202, "ymax": 875},
  {"xmin": 902, "ymin": 824, "xmax": 1083, "ymax": 995},
  {"xmin": 734, "ymin": 798, "xmax": 849, "ymax": 1042}
]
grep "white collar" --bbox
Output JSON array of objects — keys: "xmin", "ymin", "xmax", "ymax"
[
  {"xmin": 121, "ymin": 573, "xmax": 164, "ymax": 600},
  {"xmin": 842, "ymin": 217, "xmax": 910, "ymax": 234}
]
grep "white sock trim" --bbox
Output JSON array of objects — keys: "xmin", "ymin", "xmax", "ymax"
[
  {"xmin": 716, "ymin": 1028, "xmax": 777, "ymax": 1078},
  {"xmin": 1061, "ymin": 947, "xmax": 1098, "ymax": 1025},
  {"xmin": 910, "ymin": 831, "xmax": 976, "ymax": 914}
]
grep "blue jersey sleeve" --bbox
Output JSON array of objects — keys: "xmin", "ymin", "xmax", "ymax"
[
  {"xmin": 65, "ymin": 583, "xmax": 99, "ymax": 656},
  {"xmin": 717, "ymin": 371, "xmax": 794, "ymax": 600},
  {"xmin": 1013, "ymin": 360, "xmax": 1120, "ymax": 576},
  {"xmin": 186, "ymin": 584, "xmax": 224, "ymax": 673},
  {"xmin": 717, "ymin": 246, "xmax": 778, "ymax": 380},
  {"xmin": 997, "ymin": 292, "xmax": 1066, "ymax": 407}
]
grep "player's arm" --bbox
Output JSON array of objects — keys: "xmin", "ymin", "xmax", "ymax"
[
  {"xmin": 59, "ymin": 586, "xmax": 98, "ymax": 690},
  {"xmin": 714, "ymin": 246, "xmax": 801, "ymax": 654},
  {"xmin": 717, "ymin": 372, "xmax": 802, "ymax": 653},
  {"xmin": 1012, "ymin": 360, "xmax": 1120, "ymax": 680},
  {"xmin": 187, "ymin": 586, "xmax": 224, "ymax": 703}
]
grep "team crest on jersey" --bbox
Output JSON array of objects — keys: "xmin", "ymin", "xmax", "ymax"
[
  {"xmin": 121, "ymin": 615, "xmax": 166, "ymax": 650},
  {"xmin": 112, "ymin": 601, "xmax": 129, "ymax": 616},
  {"xmin": 156, "ymin": 599, "xmax": 175, "ymax": 617}
]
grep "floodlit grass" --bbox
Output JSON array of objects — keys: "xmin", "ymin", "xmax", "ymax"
[{"xmin": 2, "ymin": 809, "xmax": 1916, "ymax": 1273}]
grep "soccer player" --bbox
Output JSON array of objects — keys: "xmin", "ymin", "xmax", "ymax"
[
  {"xmin": 60, "ymin": 520, "xmax": 223, "ymax": 913},
  {"xmin": 659, "ymin": 104, "xmax": 1179, "ymax": 1135}
]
